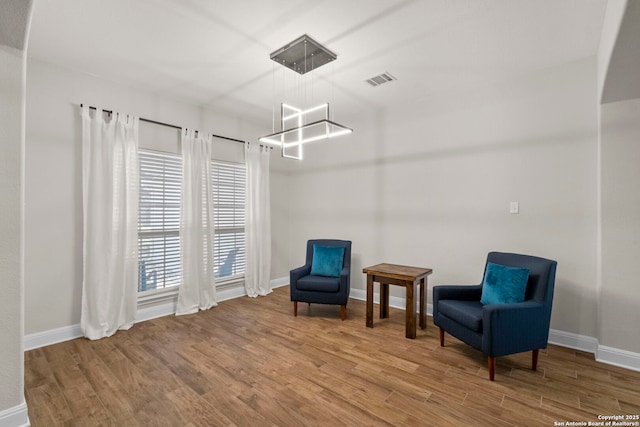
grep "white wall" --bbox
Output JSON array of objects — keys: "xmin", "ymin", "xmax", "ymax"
[
  {"xmin": 600, "ymin": 98, "xmax": 640, "ymax": 353},
  {"xmin": 24, "ymin": 58, "xmax": 260, "ymax": 335},
  {"xmin": 595, "ymin": 0, "xmax": 640, "ymax": 357},
  {"xmin": 19, "ymin": 6, "xmax": 640, "ymax": 366},
  {"xmin": 0, "ymin": 0, "xmax": 32, "ymax": 423},
  {"xmin": 271, "ymin": 57, "xmax": 599, "ymax": 338},
  {"xmin": 0, "ymin": 44, "xmax": 27, "ymax": 422}
]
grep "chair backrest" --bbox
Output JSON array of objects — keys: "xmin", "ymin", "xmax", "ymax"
[
  {"xmin": 485, "ymin": 252, "xmax": 557, "ymax": 309},
  {"xmin": 306, "ymin": 239, "xmax": 352, "ymax": 271},
  {"xmin": 215, "ymin": 248, "xmax": 239, "ymax": 278}
]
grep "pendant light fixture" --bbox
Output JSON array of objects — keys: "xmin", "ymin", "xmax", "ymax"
[{"xmin": 258, "ymin": 34, "xmax": 353, "ymax": 160}]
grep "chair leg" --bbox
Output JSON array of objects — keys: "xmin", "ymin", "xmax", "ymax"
[
  {"xmin": 340, "ymin": 305, "xmax": 346, "ymax": 321},
  {"xmin": 439, "ymin": 328, "xmax": 445, "ymax": 346},
  {"xmin": 293, "ymin": 301, "xmax": 298, "ymax": 317},
  {"xmin": 532, "ymin": 349, "xmax": 539, "ymax": 371},
  {"xmin": 488, "ymin": 356, "xmax": 496, "ymax": 381}
]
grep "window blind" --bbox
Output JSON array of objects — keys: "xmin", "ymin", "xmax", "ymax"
[
  {"xmin": 137, "ymin": 151, "xmax": 246, "ymax": 292},
  {"xmin": 138, "ymin": 150, "xmax": 182, "ymax": 292},
  {"xmin": 212, "ymin": 161, "xmax": 246, "ymax": 280}
]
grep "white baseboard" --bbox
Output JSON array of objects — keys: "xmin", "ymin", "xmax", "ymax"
[
  {"xmin": 136, "ymin": 283, "xmax": 253, "ymax": 322},
  {"xmin": 24, "ymin": 280, "xmax": 640, "ymax": 373},
  {"xmin": 547, "ymin": 328, "xmax": 599, "ymax": 354},
  {"xmin": 547, "ymin": 331, "xmax": 640, "ymax": 372},
  {"xmin": 350, "ymin": 288, "xmax": 434, "ymax": 315},
  {"xmin": 24, "ymin": 324, "xmax": 83, "ymax": 351},
  {"xmin": 0, "ymin": 401, "xmax": 29, "ymax": 427},
  {"xmin": 136, "ymin": 299, "xmax": 177, "ymax": 323},
  {"xmin": 24, "ymin": 277, "xmax": 289, "ymax": 351},
  {"xmin": 271, "ymin": 276, "xmax": 289, "ymax": 289},
  {"xmin": 350, "ymin": 288, "xmax": 640, "ymax": 372},
  {"xmin": 597, "ymin": 345, "xmax": 640, "ymax": 372}
]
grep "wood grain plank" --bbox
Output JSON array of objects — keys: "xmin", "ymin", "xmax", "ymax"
[{"xmin": 24, "ymin": 286, "xmax": 640, "ymax": 426}]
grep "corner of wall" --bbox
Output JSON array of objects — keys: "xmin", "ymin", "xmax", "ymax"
[
  {"xmin": 0, "ymin": 400, "xmax": 29, "ymax": 427},
  {"xmin": 597, "ymin": 0, "xmax": 628, "ymax": 102}
]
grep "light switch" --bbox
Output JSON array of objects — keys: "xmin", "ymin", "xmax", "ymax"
[{"xmin": 510, "ymin": 201, "xmax": 519, "ymax": 214}]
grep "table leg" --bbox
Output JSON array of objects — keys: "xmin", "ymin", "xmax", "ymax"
[
  {"xmin": 405, "ymin": 280, "xmax": 416, "ymax": 339},
  {"xmin": 366, "ymin": 274, "xmax": 374, "ymax": 328},
  {"xmin": 419, "ymin": 277, "xmax": 426, "ymax": 330},
  {"xmin": 380, "ymin": 282, "xmax": 389, "ymax": 318}
]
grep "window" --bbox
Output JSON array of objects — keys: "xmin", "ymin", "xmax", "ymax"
[
  {"xmin": 137, "ymin": 151, "xmax": 246, "ymax": 293},
  {"xmin": 138, "ymin": 150, "xmax": 182, "ymax": 292},
  {"xmin": 212, "ymin": 161, "xmax": 246, "ymax": 281}
]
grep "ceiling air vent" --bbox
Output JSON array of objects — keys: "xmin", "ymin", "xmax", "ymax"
[{"xmin": 365, "ymin": 72, "xmax": 397, "ymax": 87}]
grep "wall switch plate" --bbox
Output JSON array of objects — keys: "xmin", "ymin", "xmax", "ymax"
[{"xmin": 510, "ymin": 201, "xmax": 519, "ymax": 214}]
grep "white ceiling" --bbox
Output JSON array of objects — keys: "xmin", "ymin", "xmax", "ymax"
[{"xmin": 28, "ymin": 0, "xmax": 607, "ymax": 124}]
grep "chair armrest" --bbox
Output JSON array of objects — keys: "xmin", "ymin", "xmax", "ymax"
[
  {"xmin": 482, "ymin": 301, "xmax": 550, "ymax": 357},
  {"xmin": 290, "ymin": 265, "xmax": 311, "ymax": 286},
  {"xmin": 338, "ymin": 267, "xmax": 351, "ymax": 298},
  {"xmin": 432, "ymin": 285, "xmax": 482, "ymax": 318},
  {"xmin": 433, "ymin": 284, "xmax": 482, "ymax": 302}
]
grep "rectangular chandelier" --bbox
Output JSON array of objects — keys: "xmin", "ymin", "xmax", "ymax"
[
  {"xmin": 259, "ymin": 103, "xmax": 353, "ymax": 160},
  {"xmin": 259, "ymin": 34, "xmax": 352, "ymax": 160}
]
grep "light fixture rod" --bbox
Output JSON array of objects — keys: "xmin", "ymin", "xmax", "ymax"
[
  {"xmin": 284, "ymin": 128, "xmax": 352, "ymax": 148},
  {"xmin": 282, "ymin": 103, "xmax": 328, "ymax": 121},
  {"xmin": 258, "ymin": 118, "xmax": 353, "ymax": 146}
]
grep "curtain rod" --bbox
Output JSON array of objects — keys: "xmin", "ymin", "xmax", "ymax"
[{"xmin": 80, "ymin": 104, "xmax": 268, "ymax": 148}]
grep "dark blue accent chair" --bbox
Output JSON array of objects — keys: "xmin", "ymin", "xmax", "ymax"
[
  {"xmin": 433, "ymin": 252, "xmax": 557, "ymax": 381},
  {"xmin": 290, "ymin": 239, "xmax": 352, "ymax": 320}
]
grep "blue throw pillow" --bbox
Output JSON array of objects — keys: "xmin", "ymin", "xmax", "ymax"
[
  {"xmin": 480, "ymin": 262, "xmax": 529, "ymax": 305},
  {"xmin": 310, "ymin": 245, "xmax": 345, "ymax": 277}
]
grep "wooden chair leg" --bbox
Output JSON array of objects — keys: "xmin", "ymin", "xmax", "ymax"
[
  {"xmin": 532, "ymin": 349, "xmax": 539, "ymax": 371},
  {"xmin": 488, "ymin": 356, "xmax": 496, "ymax": 381},
  {"xmin": 293, "ymin": 301, "xmax": 298, "ymax": 317},
  {"xmin": 439, "ymin": 328, "xmax": 445, "ymax": 346},
  {"xmin": 340, "ymin": 305, "xmax": 346, "ymax": 321}
]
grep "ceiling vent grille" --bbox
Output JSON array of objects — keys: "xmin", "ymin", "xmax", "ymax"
[{"xmin": 365, "ymin": 72, "xmax": 397, "ymax": 87}]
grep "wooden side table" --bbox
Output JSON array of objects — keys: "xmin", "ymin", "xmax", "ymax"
[{"xmin": 362, "ymin": 263, "xmax": 433, "ymax": 339}]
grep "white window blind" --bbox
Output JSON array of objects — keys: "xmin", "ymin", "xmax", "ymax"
[
  {"xmin": 212, "ymin": 160, "xmax": 246, "ymax": 280},
  {"xmin": 137, "ymin": 150, "xmax": 246, "ymax": 293},
  {"xmin": 138, "ymin": 150, "xmax": 182, "ymax": 292}
]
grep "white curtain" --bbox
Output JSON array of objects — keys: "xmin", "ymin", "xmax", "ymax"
[
  {"xmin": 176, "ymin": 129, "xmax": 217, "ymax": 315},
  {"xmin": 81, "ymin": 105, "xmax": 139, "ymax": 340},
  {"xmin": 244, "ymin": 142, "xmax": 271, "ymax": 297}
]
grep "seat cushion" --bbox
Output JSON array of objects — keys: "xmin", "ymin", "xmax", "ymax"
[
  {"xmin": 437, "ymin": 300, "xmax": 483, "ymax": 332},
  {"xmin": 296, "ymin": 275, "xmax": 341, "ymax": 293}
]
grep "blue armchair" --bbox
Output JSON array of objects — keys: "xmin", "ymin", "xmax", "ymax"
[
  {"xmin": 290, "ymin": 239, "xmax": 352, "ymax": 320},
  {"xmin": 433, "ymin": 252, "xmax": 557, "ymax": 381}
]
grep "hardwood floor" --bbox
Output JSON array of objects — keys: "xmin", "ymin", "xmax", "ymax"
[{"xmin": 25, "ymin": 286, "xmax": 640, "ymax": 426}]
